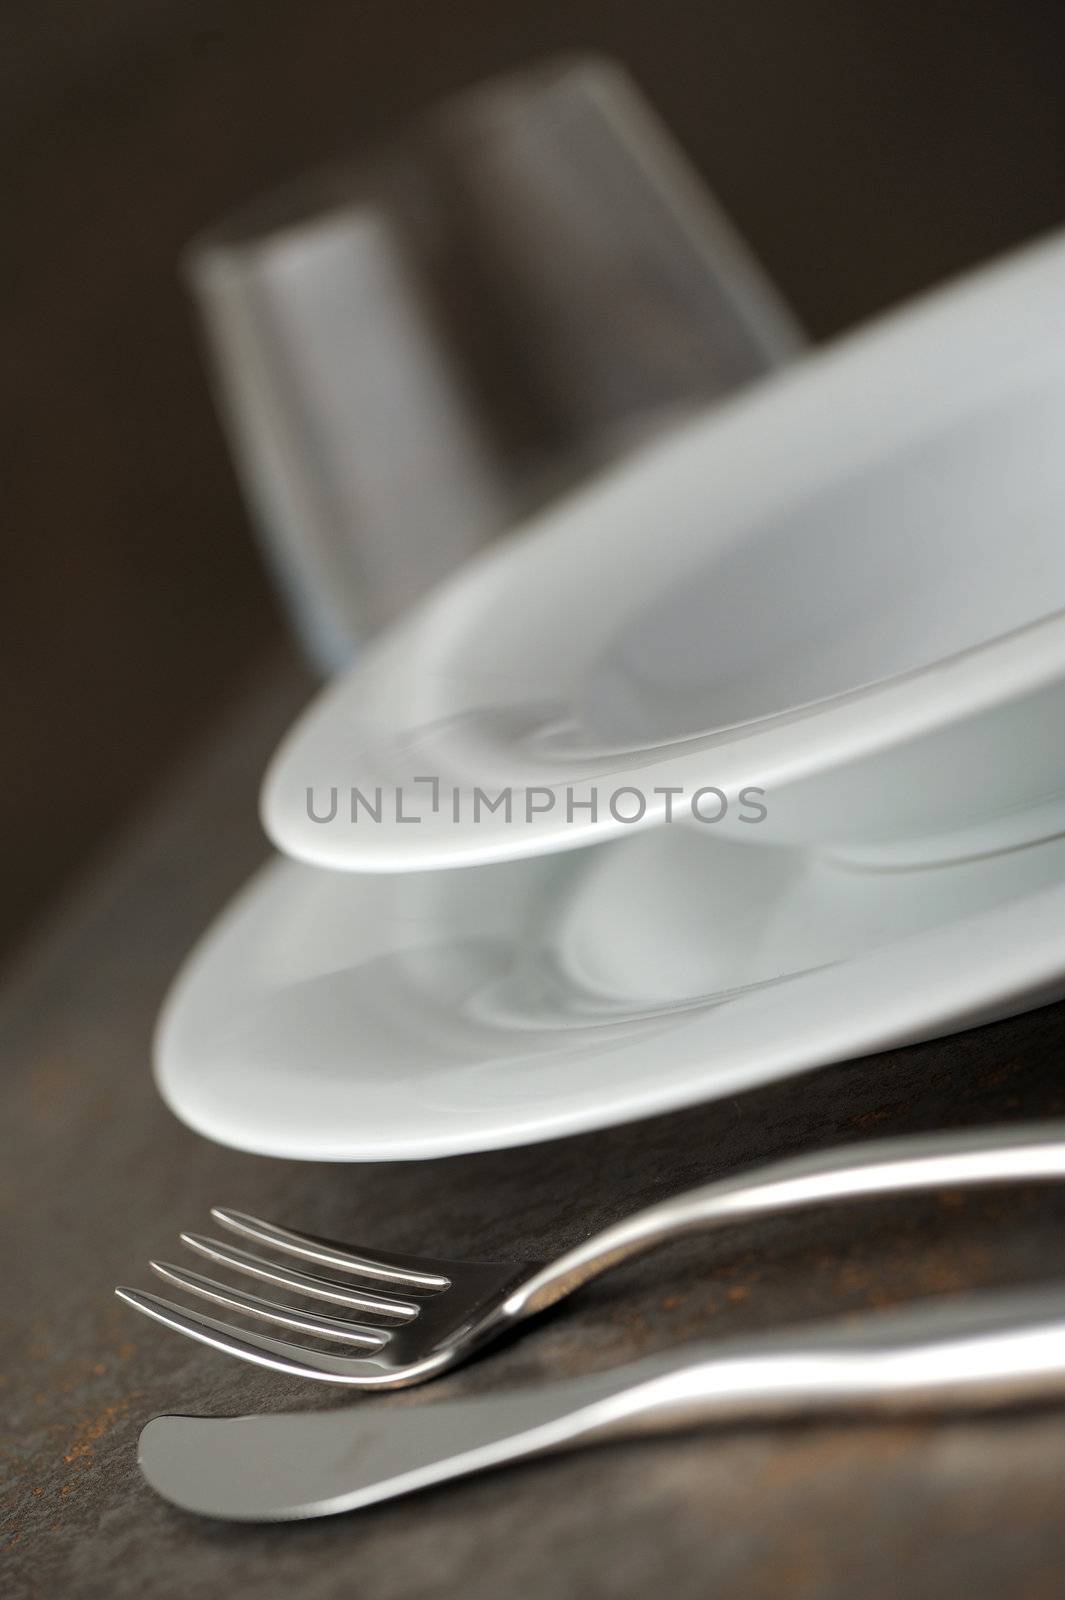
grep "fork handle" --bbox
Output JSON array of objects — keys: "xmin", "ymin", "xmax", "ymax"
[
  {"xmin": 513, "ymin": 1120, "xmax": 1065, "ymax": 1315},
  {"xmin": 138, "ymin": 1287, "xmax": 1065, "ymax": 1520}
]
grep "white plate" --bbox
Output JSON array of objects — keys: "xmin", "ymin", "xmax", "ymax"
[
  {"xmin": 261, "ymin": 229, "xmax": 1065, "ymax": 874},
  {"xmin": 156, "ymin": 825, "xmax": 1065, "ymax": 1160}
]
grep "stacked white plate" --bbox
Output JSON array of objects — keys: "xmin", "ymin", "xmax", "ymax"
[{"xmin": 158, "ymin": 229, "xmax": 1065, "ymax": 1160}]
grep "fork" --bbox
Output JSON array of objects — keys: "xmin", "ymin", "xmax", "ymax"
[
  {"xmin": 116, "ymin": 1119, "xmax": 1065, "ymax": 1390},
  {"xmin": 139, "ymin": 1285, "xmax": 1065, "ymax": 1520}
]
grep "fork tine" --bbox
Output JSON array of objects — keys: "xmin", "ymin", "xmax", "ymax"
[
  {"xmin": 210, "ymin": 1208, "xmax": 450, "ymax": 1291},
  {"xmin": 149, "ymin": 1262, "xmax": 392, "ymax": 1349},
  {"xmin": 113, "ymin": 1288, "xmax": 397, "ymax": 1384},
  {"xmin": 180, "ymin": 1235, "xmax": 421, "ymax": 1320}
]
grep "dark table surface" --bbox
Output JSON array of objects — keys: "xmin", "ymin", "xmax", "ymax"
[{"xmin": 6, "ymin": 649, "xmax": 1065, "ymax": 1600}]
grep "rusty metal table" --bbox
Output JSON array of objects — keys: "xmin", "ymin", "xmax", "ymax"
[{"xmin": 5, "ymin": 650, "xmax": 1065, "ymax": 1600}]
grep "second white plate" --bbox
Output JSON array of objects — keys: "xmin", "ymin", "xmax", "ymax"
[{"xmin": 156, "ymin": 824, "xmax": 1065, "ymax": 1160}]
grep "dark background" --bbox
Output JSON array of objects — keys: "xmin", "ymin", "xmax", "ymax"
[{"xmin": 5, "ymin": 0, "xmax": 1065, "ymax": 961}]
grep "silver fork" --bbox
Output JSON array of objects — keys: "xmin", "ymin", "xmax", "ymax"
[{"xmin": 116, "ymin": 1120, "xmax": 1065, "ymax": 1390}]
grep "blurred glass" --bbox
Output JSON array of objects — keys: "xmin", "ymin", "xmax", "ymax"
[{"xmin": 186, "ymin": 55, "xmax": 804, "ymax": 672}]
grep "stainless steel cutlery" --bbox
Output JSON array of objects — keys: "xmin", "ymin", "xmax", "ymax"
[
  {"xmin": 117, "ymin": 1119, "xmax": 1065, "ymax": 1389},
  {"xmin": 137, "ymin": 1286, "xmax": 1065, "ymax": 1520}
]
